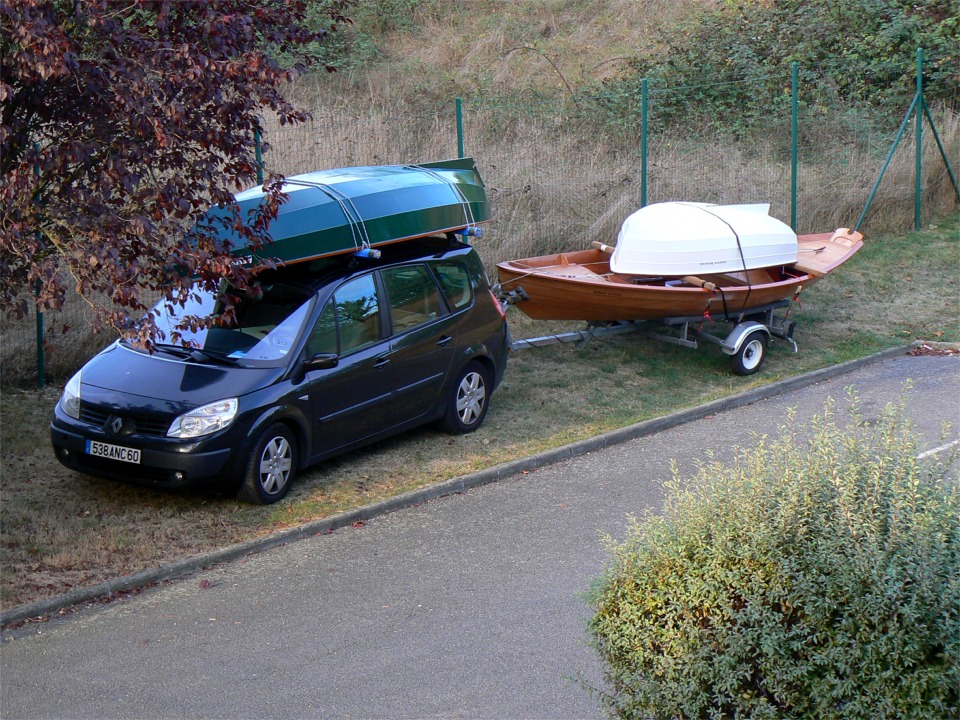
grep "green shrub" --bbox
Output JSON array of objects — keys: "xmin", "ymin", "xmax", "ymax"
[
  {"xmin": 586, "ymin": 0, "xmax": 959, "ymax": 135},
  {"xmin": 588, "ymin": 393, "xmax": 959, "ymax": 719}
]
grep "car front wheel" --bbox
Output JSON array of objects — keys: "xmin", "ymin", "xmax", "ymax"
[
  {"xmin": 239, "ymin": 423, "xmax": 297, "ymax": 504},
  {"xmin": 439, "ymin": 361, "xmax": 491, "ymax": 435}
]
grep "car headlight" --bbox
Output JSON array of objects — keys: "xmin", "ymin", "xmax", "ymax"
[
  {"xmin": 59, "ymin": 371, "xmax": 82, "ymax": 419},
  {"xmin": 167, "ymin": 398, "xmax": 238, "ymax": 439}
]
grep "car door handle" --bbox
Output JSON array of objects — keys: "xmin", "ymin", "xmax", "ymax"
[
  {"xmin": 373, "ymin": 355, "xmax": 391, "ymax": 369},
  {"xmin": 436, "ymin": 336, "xmax": 453, "ymax": 347}
]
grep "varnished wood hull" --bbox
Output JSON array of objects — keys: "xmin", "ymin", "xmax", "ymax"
[{"xmin": 496, "ymin": 230, "xmax": 863, "ymax": 322}]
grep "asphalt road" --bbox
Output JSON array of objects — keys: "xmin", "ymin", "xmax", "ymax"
[{"xmin": 2, "ymin": 354, "xmax": 958, "ymax": 720}]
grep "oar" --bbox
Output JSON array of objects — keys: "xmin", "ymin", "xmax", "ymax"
[{"xmin": 681, "ymin": 276, "xmax": 717, "ymax": 291}]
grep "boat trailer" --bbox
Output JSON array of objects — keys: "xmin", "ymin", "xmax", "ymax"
[{"xmin": 501, "ymin": 290, "xmax": 798, "ymax": 376}]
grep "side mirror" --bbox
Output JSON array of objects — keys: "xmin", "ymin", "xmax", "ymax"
[{"xmin": 304, "ymin": 352, "xmax": 339, "ymax": 371}]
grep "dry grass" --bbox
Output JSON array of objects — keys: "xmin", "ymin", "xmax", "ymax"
[
  {"xmin": 1, "ymin": 218, "xmax": 957, "ymax": 612},
  {"xmin": 350, "ymin": 0, "xmax": 714, "ymax": 99},
  {"xmin": 267, "ymin": 83, "xmax": 959, "ymax": 269}
]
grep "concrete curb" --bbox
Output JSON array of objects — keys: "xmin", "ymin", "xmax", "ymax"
[{"xmin": 1, "ymin": 344, "xmax": 915, "ymax": 627}]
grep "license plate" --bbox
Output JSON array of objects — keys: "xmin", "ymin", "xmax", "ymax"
[{"xmin": 85, "ymin": 439, "xmax": 141, "ymax": 464}]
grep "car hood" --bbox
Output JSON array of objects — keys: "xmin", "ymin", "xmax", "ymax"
[{"xmin": 79, "ymin": 342, "xmax": 283, "ymax": 410}]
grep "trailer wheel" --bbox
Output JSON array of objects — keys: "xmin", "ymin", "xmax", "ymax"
[{"xmin": 730, "ymin": 330, "xmax": 768, "ymax": 376}]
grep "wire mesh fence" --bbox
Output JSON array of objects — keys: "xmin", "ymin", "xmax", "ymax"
[
  {"xmin": 264, "ymin": 82, "xmax": 958, "ymax": 263},
  {"xmin": 3, "ymin": 70, "xmax": 957, "ymax": 386}
]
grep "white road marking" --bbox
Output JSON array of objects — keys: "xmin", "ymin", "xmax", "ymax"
[{"xmin": 918, "ymin": 438, "xmax": 960, "ymax": 460}]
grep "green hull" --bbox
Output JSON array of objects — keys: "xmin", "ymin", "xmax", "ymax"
[{"xmin": 216, "ymin": 158, "xmax": 488, "ymax": 265}]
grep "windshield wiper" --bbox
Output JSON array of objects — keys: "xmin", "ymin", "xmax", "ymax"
[
  {"xmin": 191, "ymin": 349, "xmax": 242, "ymax": 367},
  {"xmin": 150, "ymin": 344, "xmax": 241, "ymax": 366},
  {"xmin": 152, "ymin": 343, "xmax": 195, "ymax": 359}
]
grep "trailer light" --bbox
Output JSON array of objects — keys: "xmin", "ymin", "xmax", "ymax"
[{"xmin": 490, "ymin": 289, "xmax": 507, "ymax": 321}]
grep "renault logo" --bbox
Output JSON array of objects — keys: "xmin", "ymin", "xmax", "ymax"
[{"xmin": 109, "ymin": 416, "xmax": 124, "ymax": 435}]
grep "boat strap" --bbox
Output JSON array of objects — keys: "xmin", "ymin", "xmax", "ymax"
[
  {"xmin": 784, "ymin": 285, "xmax": 803, "ymax": 319},
  {"xmin": 697, "ymin": 205, "xmax": 753, "ymax": 316},
  {"xmin": 697, "ymin": 297, "xmax": 713, "ymax": 331}
]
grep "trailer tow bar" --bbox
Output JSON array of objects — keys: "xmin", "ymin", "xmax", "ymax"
[{"xmin": 508, "ymin": 321, "xmax": 642, "ymax": 351}]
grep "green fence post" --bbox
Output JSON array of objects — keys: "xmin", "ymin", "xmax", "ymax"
[
  {"xmin": 254, "ymin": 125, "xmax": 264, "ymax": 185},
  {"xmin": 640, "ymin": 78, "xmax": 648, "ymax": 208},
  {"xmin": 922, "ymin": 97, "xmax": 960, "ymax": 199},
  {"xmin": 456, "ymin": 97, "xmax": 464, "ymax": 159},
  {"xmin": 855, "ymin": 93, "xmax": 919, "ymax": 232},
  {"xmin": 915, "ymin": 48, "xmax": 923, "ymax": 230},
  {"xmin": 33, "ymin": 143, "xmax": 44, "ymax": 389},
  {"xmin": 791, "ymin": 62, "xmax": 799, "ymax": 231},
  {"xmin": 35, "ymin": 281, "xmax": 44, "ymax": 389}
]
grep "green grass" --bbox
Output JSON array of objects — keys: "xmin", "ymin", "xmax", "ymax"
[{"xmin": 0, "ymin": 217, "xmax": 957, "ymax": 611}]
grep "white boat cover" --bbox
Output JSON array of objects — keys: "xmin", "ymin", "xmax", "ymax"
[{"xmin": 611, "ymin": 202, "xmax": 798, "ymax": 276}]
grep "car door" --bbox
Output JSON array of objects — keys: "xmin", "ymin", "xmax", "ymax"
[
  {"xmin": 302, "ymin": 272, "xmax": 394, "ymax": 456},
  {"xmin": 381, "ymin": 263, "xmax": 458, "ymax": 421}
]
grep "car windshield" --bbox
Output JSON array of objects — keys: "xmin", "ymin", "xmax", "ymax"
[{"xmin": 147, "ymin": 282, "xmax": 315, "ymax": 367}]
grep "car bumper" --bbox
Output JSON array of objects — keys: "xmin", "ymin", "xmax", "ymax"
[{"xmin": 50, "ymin": 423, "xmax": 234, "ymax": 488}]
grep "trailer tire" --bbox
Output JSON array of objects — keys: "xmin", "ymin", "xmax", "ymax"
[{"xmin": 730, "ymin": 330, "xmax": 767, "ymax": 376}]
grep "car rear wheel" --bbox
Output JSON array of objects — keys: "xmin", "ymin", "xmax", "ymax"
[
  {"xmin": 239, "ymin": 423, "xmax": 297, "ymax": 504},
  {"xmin": 439, "ymin": 361, "xmax": 491, "ymax": 435}
]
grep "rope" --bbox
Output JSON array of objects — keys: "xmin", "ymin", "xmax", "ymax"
[
  {"xmin": 501, "ymin": 267, "xmax": 615, "ymax": 283},
  {"xmin": 320, "ymin": 183, "xmax": 372, "ymax": 249},
  {"xmin": 407, "ymin": 164, "xmax": 478, "ymax": 232},
  {"xmin": 282, "ymin": 178, "xmax": 371, "ymax": 250}
]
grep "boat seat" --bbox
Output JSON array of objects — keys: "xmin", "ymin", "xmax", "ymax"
[
  {"xmin": 542, "ymin": 263, "xmax": 604, "ymax": 279},
  {"xmin": 611, "ymin": 275, "xmax": 663, "ymax": 285},
  {"xmin": 712, "ymin": 268, "xmax": 777, "ymax": 286}
]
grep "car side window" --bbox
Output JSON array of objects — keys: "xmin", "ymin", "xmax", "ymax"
[
  {"xmin": 432, "ymin": 262, "xmax": 473, "ymax": 310},
  {"xmin": 333, "ymin": 274, "xmax": 381, "ymax": 354},
  {"xmin": 382, "ymin": 264, "xmax": 446, "ymax": 333},
  {"xmin": 306, "ymin": 299, "xmax": 338, "ymax": 357}
]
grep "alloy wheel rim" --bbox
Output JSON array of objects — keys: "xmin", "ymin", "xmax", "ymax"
[
  {"xmin": 259, "ymin": 436, "xmax": 292, "ymax": 494},
  {"xmin": 456, "ymin": 371, "xmax": 486, "ymax": 425}
]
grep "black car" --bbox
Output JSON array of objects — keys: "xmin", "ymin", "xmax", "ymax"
[{"xmin": 51, "ymin": 237, "xmax": 509, "ymax": 503}]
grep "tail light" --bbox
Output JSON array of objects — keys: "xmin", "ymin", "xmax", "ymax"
[{"xmin": 489, "ymin": 288, "xmax": 507, "ymax": 321}]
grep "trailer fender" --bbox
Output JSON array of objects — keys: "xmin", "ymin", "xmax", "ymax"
[{"xmin": 720, "ymin": 321, "xmax": 770, "ymax": 356}]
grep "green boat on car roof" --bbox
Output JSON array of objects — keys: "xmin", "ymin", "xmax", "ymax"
[{"xmin": 212, "ymin": 157, "xmax": 489, "ymax": 266}]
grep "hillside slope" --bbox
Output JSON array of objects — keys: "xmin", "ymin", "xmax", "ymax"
[{"xmin": 323, "ymin": 0, "xmax": 714, "ymax": 102}]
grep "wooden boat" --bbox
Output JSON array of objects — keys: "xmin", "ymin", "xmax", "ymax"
[
  {"xmin": 208, "ymin": 158, "xmax": 489, "ymax": 266},
  {"xmin": 496, "ymin": 227, "xmax": 863, "ymax": 322}
]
